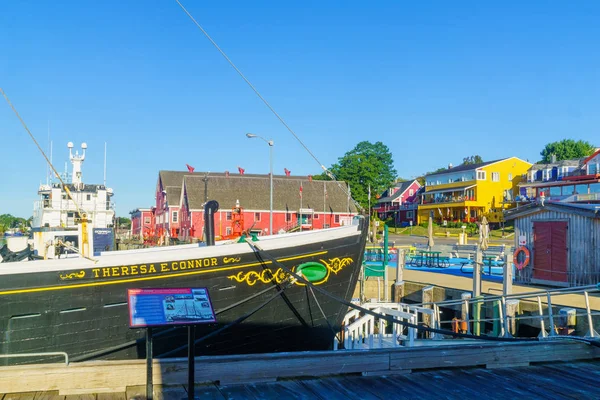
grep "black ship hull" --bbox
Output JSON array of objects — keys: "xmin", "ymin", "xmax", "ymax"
[{"xmin": 0, "ymin": 221, "xmax": 367, "ymax": 364}]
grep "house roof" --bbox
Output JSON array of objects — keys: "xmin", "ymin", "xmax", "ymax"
[
  {"xmin": 529, "ymin": 158, "xmax": 584, "ymax": 171},
  {"xmin": 583, "ymin": 149, "xmax": 600, "ymax": 166},
  {"xmin": 376, "ymin": 180, "xmax": 419, "ymax": 204},
  {"xmin": 165, "ymin": 186, "xmax": 181, "ymax": 206},
  {"xmin": 504, "ymin": 202, "xmax": 600, "ymax": 220},
  {"xmin": 181, "ymin": 173, "xmax": 358, "ymax": 213},
  {"xmin": 426, "ymin": 159, "xmax": 505, "ymax": 178}
]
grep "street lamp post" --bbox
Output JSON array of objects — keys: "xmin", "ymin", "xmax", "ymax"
[{"xmin": 246, "ymin": 133, "xmax": 274, "ymax": 235}]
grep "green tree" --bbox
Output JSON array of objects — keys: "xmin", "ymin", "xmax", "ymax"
[
  {"xmin": 540, "ymin": 139, "xmax": 596, "ymax": 163},
  {"xmin": 321, "ymin": 141, "xmax": 397, "ymax": 210},
  {"xmin": 117, "ymin": 217, "xmax": 132, "ymax": 230},
  {"xmin": 462, "ymin": 155, "xmax": 484, "ymax": 165}
]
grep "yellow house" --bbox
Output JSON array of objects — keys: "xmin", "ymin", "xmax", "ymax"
[{"xmin": 417, "ymin": 157, "xmax": 532, "ymax": 224}]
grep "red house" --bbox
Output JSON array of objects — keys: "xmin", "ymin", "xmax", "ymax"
[
  {"xmin": 373, "ymin": 180, "xmax": 421, "ymax": 226},
  {"xmin": 172, "ymin": 171, "xmax": 359, "ymax": 241},
  {"xmin": 129, "ymin": 208, "xmax": 155, "ymax": 238},
  {"xmin": 155, "ymin": 171, "xmax": 200, "ymax": 239}
]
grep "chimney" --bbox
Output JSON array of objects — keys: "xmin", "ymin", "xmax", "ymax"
[{"xmin": 551, "ymin": 154, "xmax": 557, "ymax": 163}]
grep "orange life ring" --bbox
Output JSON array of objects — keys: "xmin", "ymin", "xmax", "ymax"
[{"xmin": 513, "ymin": 246, "xmax": 530, "ymax": 270}]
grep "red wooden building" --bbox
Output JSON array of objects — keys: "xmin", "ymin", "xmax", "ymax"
[
  {"xmin": 129, "ymin": 207, "xmax": 155, "ymax": 238},
  {"xmin": 373, "ymin": 180, "xmax": 421, "ymax": 226},
  {"xmin": 150, "ymin": 171, "xmax": 357, "ymax": 240}
]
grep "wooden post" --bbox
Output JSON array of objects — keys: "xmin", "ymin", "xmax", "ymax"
[
  {"xmin": 394, "ymin": 250, "xmax": 405, "ymax": 302},
  {"xmin": 473, "ymin": 248, "xmax": 482, "ymax": 297},
  {"xmin": 503, "ymin": 253, "xmax": 513, "ymax": 295},
  {"xmin": 422, "ymin": 286, "xmax": 434, "ymax": 338},
  {"xmin": 472, "ymin": 296, "xmax": 483, "ymax": 336},
  {"xmin": 472, "ymin": 244, "xmax": 482, "ymax": 336},
  {"xmin": 461, "ymin": 292, "xmax": 471, "ymax": 334},
  {"xmin": 505, "ymin": 300, "xmax": 520, "ymax": 336},
  {"xmin": 547, "ymin": 293, "xmax": 556, "ymax": 336},
  {"xmin": 383, "ymin": 225, "xmax": 389, "ymax": 302}
]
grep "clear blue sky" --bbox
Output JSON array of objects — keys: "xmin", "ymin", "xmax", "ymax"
[{"xmin": 1, "ymin": 1, "xmax": 599, "ymax": 218}]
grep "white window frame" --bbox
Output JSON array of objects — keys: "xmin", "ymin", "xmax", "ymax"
[
  {"xmin": 226, "ymin": 227, "xmax": 232, "ymax": 235},
  {"xmin": 144, "ymin": 217, "xmax": 151, "ymax": 224},
  {"xmin": 406, "ymin": 211, "xmax": 414, "ymax": 218},
  {"xmin": 172, "ymin": 211, "xmax": 178, "ymax": 223},
  {"xmin": 491, "ymin": 172, "xmax": 500, "ymax": 182},
  {"xmin": 254, "ymin": 212, "xmax": 261, "ymax": 222},
  {"xmin": 508, "ymin": 173, "xmax": 513, "ymax": 181},
  {"xmin": 334, "ymin": 215, "xmax": 340, "ymax": 224},
  {"xmin": 476, "ymin": 171, "xmax": 486, "ymax": 181},
  {"xmin": 409, "ymin": 189, "xmax": 414, "ymax": 196},
  {"xmin": 226, "ymin": 212, "xmax": 232, "ymax": 221}
]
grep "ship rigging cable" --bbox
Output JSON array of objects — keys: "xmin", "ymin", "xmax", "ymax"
[{"xmin": 173, "ymin": 0, "xmax": 362, "ymax": 212}]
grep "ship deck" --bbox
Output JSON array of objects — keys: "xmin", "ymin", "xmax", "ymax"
[{"xmin": 3, "ymin": 359, "xmax": 600, "ymax": 399}]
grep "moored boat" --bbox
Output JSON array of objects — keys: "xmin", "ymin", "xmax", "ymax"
[{"xmin": 0, "ymin": 213, "xmax": 368, "ymax": 364}]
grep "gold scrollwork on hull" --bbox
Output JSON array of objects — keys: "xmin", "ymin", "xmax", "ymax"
[
  {"xmin": 320, "ymin": 257, "xmax": 353, "ymax": 274},
  {"xmin": 59, "ymin": 270, "xmax": 86, "ymax": 280},
  {"xmin": 228, "ymin": 268, "xmax": 289, "ymax": 286},
  {"xmin": 223, "ymin": 257, "xmax": 241, "ymax": 264},
  {"xmin": 227, "ymin": 256, "xmax": 354, "ymax": 286}
]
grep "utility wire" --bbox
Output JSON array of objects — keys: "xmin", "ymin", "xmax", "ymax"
[{"xmin": 173, "ymin": 0, "xmax": 363, "ymax": 212}]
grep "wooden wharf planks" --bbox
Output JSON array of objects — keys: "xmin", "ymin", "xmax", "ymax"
[
  {"xmin": 1, "ymin": 342, "xmax": 600, "ymax": 398},
  {"xmin": 2, "ymin": 361, "xmax": 600, "ymax": 400}
]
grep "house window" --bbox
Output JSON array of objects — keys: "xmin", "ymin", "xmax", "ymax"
[
  {"xmin": 407, "ymin": 211, "xmax": 414, "ymax": 218},
  {"xmin": 491, "ymin": 172, "xmax": 500, "ymax": 182},
  {"xmin": 477, "ymin": 171, "xmax": 486, "ymax": 180},
  {"xmin": 226, "ymin": 227, "xmax": 232, "ymax": 235},
  {"xmin": 409, "ymin": 189, "xmax": 414, "ymax": 196},
  {"xmin": 144, "ymin": 217, "xmax": 151, "ymax": 224},
  {"xmin": 226, "ymin": 212, "xmax": 232, "ymax": 221},
  {"xmin": 508, "ymin": 173, "xmax": 513, "ymax": 181},
  {"xmin": 254, "ymin": 212, "xmax": 261, "ymax": 222},
  {"xmin": 334, "ymin": 215, "xmax": 340, "ymax": 224},
  {"xmin": 285, "ymin": 213, "xmax": 292, "ymax": 222},
  {"xmin": 86, "ymin": 194, "xmax": 91, "ymax": 201},
  {"xmin": 172, "ymin": 211, "xmax": 178, "ymax": 223},
  {"xmin": 314, "ymin": 214, "xmax": 319, "ymax": 220}
]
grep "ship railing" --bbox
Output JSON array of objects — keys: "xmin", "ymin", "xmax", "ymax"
[
  {"xmin": 338, "ymin": 303, "xmax": 440, "ymax": 350},
  {"xmin": 0, "ymin": 351, "xmax": 69, "ymax": 365}
]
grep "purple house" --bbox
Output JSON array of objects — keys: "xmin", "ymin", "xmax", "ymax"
[{"xmin": 373, "ymin": 180, "xmax": 421, "ymax": 226}]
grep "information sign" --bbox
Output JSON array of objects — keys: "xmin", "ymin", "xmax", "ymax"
[{"xmin": 127, "ymin": 288, "xmax": 216, "ymax": 328}]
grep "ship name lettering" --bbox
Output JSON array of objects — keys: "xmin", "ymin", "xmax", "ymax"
[{"xmin": 91, "ymin": 258, "xmax": 218, "ymax": 278}]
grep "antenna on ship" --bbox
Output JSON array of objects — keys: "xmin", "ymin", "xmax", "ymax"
[
  {"xmin": 46, "ymin": 120, "xmax": 50, "ymax": 186},
  {"xmin": 103, "ymin": 142, "xmax": 107, "ymax": 187}
]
